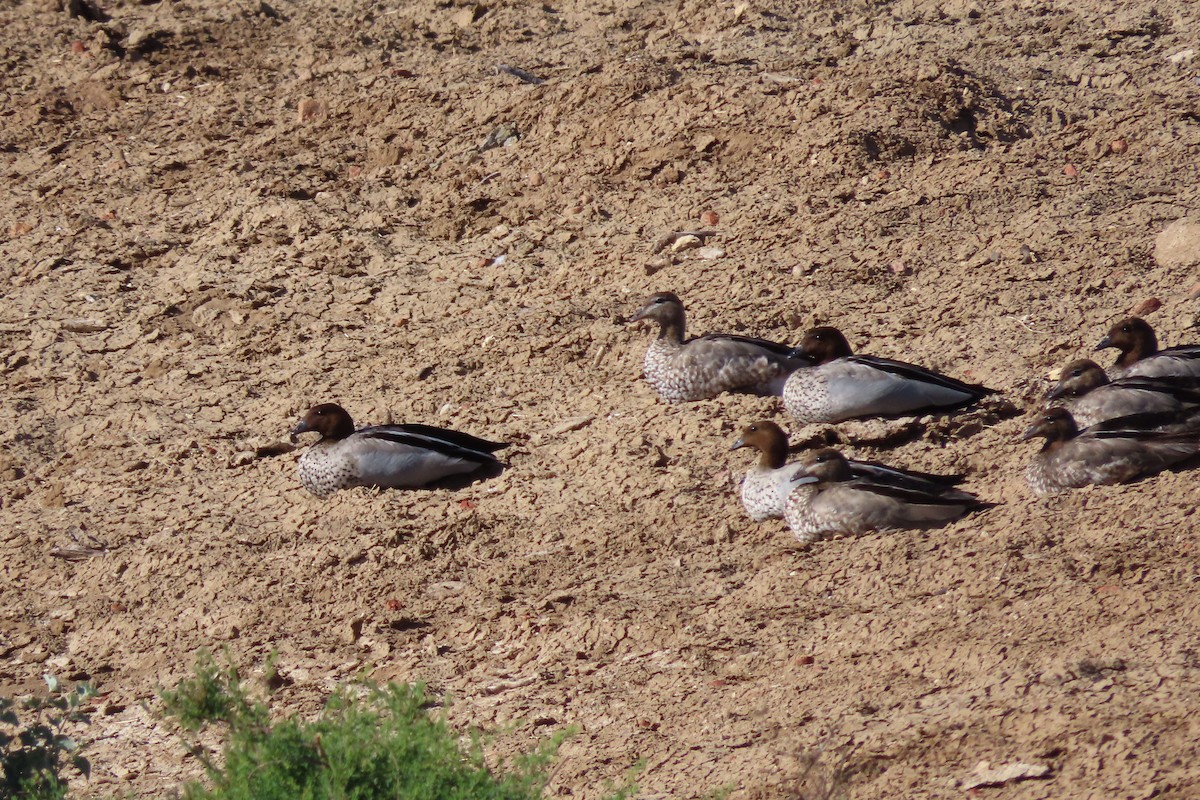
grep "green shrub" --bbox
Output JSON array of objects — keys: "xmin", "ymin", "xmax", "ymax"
[
  {"xmin": 1, "ymin": 676, "xmax": 96, "ymax": 800},
  {"xmin": 160, "ymin": 652, "xmax": 576, "ymax": 800}
]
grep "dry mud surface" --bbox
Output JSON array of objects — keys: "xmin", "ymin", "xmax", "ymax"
[{"xmin": 3, "ymin": 0, "xmax": 1200, "ymax": 797}]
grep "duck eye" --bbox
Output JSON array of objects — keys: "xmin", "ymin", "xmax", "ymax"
[
  {"xmin": 748, "ymin": 425, "xmax": 758, "ymax": 432},
  {"xmin": 1121, "ymin": 324, "xmax": 1131, "ymax": 333}
]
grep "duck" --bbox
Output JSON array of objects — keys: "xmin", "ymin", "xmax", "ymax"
[
  {"xmin": 781, "ymin": 448, "xmax": 989, "ymax": 545},
  {"xmin": 1045, "ymin": 358, "xmax": 1200, "ymax": 427},
  {"xmin": 782, "ymin": 326, "xmax": 994, "ymax": 423},
  {"xmin": 1095, "ymin": 316, "xmax": 1200, "ymax": 379},
  {"xmin": 1021, "ymin": 406, "xmax": 1200, "ymax": 495},
  {"xmin": 291, "ymin": 403, "xmax": 509, "ymax": 497},
  {"xmin": 627, "ymin": 292, "xmax": 809, "ymax": 402},
  {"xmin": 730, "ymin": 420, "xmax": 970, "ymax": 522}
]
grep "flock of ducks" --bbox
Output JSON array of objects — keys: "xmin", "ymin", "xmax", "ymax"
[{"xmin": 290, "ymin": 293, "xmax": 1200, "ymax": 547}]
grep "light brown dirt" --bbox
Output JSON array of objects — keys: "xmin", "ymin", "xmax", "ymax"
[{"xmin": 3, "ymin": 0, "xmax": 1200, "ymax": 797}]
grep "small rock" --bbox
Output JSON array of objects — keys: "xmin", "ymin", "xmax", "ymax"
[
  {"xmin": 670, "ymin": 234, "xmax": 702, "ymax": 252},
  {"xmin": 526, "ymin": 171, "xmax": 544, "ymax": 187},
  {"xmin": 1130, "ymin": 297, "xmax": 1161, "ymax": 316},
  {"xmin": 1167, "ymin": 48, "xmax": 1195, "ymax": 64},
  {"xmin": 550, "ymin": 415, "xmax": 595, "ymax": 435},
  {"xmin": 1063, "ymin": 163, "xmax": 1078, "ymax": 177},
  {"xmin": 888, "ymin": 260, "xmax": 910, "ymax": 275},
  {"xmin": 1109, "ymin": 138, "xmax": 1128, "ymax": 154},
  {"xmin": 1187, "ymin": 282, "xmax": 1200, "ymax": 300},
  {"xmin": 1155, "ymin": 219, "xmax": 1200, "ymax": 268},
  {"xmin": 644, "ymin": 255, "xmax": 672, "ymax": 275},
  {"xmin": 700, "ymin": 210, "xmax": 719, "ymax": 226},
  {"xmin": 61, "ymin": 319, "xmax": 108, "ymax": 333},
  {"xmin": 451, "ymin": 4, "xmax": 484, "ymax": 28},
  {"xmin": 697, "ymin": 246, "xmax": 725, "ymax": 260},
  {"xmin": 794, "ymin": 655, "xmax": 815, "ymax": 665},
  {"xmin": 297, "ymin": 98, "xmax": 325, "ymax": 123}
]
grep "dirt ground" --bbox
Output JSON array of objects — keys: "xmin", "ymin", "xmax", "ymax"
[{"xmin": 3, "ymin": 0, "xmax": 1200, "ymax": 796}]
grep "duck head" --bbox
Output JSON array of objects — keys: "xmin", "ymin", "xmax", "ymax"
[
  {"xmin": 628, "ymin": 292, "xmax": 686, "ymax": 340},
  {"xmin": 731, "ymin": 420, "xmax": 789, "ymax": 469},
  {"xmin": 1021, "ymin": 406, "xmax": 1080, "ymax": 447},
  {"xmin": 797, "ymin": 326, "xmax": 854, "ymax": 365},
  {"xmin": 292, "ymin": 403, "xmax": 356, "ymax": 441},
  {"xmin": 1096, "ymin": 316, "xmax": 1158, "ymax": 367},
  {"xmin": 796, "ymin": 448, "xmax": 855, "ymax": 483},
  {"xmin": 1046, "ymin": 358, "xmax": 1109, "ymax": 401}
]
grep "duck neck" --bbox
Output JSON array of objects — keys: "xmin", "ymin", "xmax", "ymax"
[
  {"xmin": 1119, "ymin": 333, "xmax": 1159, "ymax": 367},
  {"xmin": 656, "ymin": 310, "xmax": 685, "ymax": 344},
  {"xmin": 759, "ymin": 440, "xmax": 788, "ymax": 470}
]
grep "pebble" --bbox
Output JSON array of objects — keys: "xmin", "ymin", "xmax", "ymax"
[
  {"xmin": 1063, "ymin": 163, "xmax": 1078, "ymax": 177},
  {"xmin": 1155, "ymin": 218, "xmax": 1200, "ymax": 267},
  {"xmin": 670, "ymin": 234, "xmax": 702, "ymax": 252},
  {"xmin": 1130, "ymin": 297, "xmax": 1161, "ymax": 316},
  {"xmin": 700, "ymin": 210, "xmax": 719, "ymax": 225},
  {"xmin": 697, "ymin": 246, "xmax": 725, "ymax": 260},
  {"xmin": 62, "ymin": 319, "xmax": 109, "ymax": 333},
  {"xmin": 297, "ymin": 98, "xmax": 325, "ymax": 123},
  {"xmin": 1109, "ymin": 138, "xmax": 1128, "ymax": 154}
]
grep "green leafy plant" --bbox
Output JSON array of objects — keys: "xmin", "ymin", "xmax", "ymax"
[
  {"xmin": 1, "ymin": 676, "xmax": 96, "ymax": 800},
  {"xmin": 160, "ymin": 651, "xmax": 581, "ymax": 800}
]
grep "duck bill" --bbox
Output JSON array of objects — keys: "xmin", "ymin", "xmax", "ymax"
[
  {"xmin": 626, "ymin": 307, "xmax": 650, "ymax": 324},
  {"xmin": 1094, "ymin": 335, "xmax": 1113, "ymax": 351},
  {"xmin": 290, "ymin": 420, "xmax": 313, "ymax": 442},
  {"xmin": 1019, "ymin": 423, "xmax": 1042, "ymax": 441},
  {"xmin": 788, "ymin": 474, "xmax": 820, "ymax": 487},
  {"xmin": 730, "ymin": 437, "xmax": 746, "ymax": 451},
  {"xmin": 1044, "ymin": 384, "xmax": 1068, "ymax": 401}
]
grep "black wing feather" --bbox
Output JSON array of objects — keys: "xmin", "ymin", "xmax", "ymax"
[
  {"xmin": 834, "ymin": 478, "xmax": 983, "ymax": 507},
  {"xmin": 359, "ymin": 424, "xmax": 508, "ymax": 463},
  {"xmin": 692, "ymin": 333, "xmax": 807, "ymax": 360},
  {"xmin": 847, "ymin": 355, "xmax": 995, "ymax": 397}
]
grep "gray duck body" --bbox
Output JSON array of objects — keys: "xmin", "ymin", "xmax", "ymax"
[
  {"xmin": 293, "ymin": 404, "xmax": 508, "ymax": 497},
  {"xmin": 782, "ymin": 449, "xmax": 986, "ymax": 545},
  {"xmin": 782, "ymin": 327, "xmax": 993, "ymax": 423},
  {"xmin": 1046, "ymin": 358, "xmax": 1200, "ymax": 428},
  {"xmin": 631, "ymin": 293, "xmax": 807, "ymax": 402},
  {"xmin": 1022, "ymin": 407, "xmax": 1200, "ymax": 495}
]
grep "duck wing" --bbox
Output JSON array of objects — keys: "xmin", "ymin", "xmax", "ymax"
[
  {"xmin": 1066, "ymin": 382, "xmax": 1200, "ymax": 427},
  {"xmin": 679, "ymin": 333, "xmax": 810, "ymax": 395},
  {"xmin": 813, "ymin": 356, "xmax": 992, "ymax": 418},
  {"xmin": 1055, "ymin": 429, "xmax": 1200, "ymax": 485},
  {"xmin": 846, "ymin": 459, "xmax": 970, "ymax": 497},
  {"xmin": 357, "ymin": 425, "xmax": 507, "ymax": 467},
  {"xmin": 1124, "ymin": 346, "xmax": 1200, "ymax": 379},
  {"xmin": 810, "ymin": 480, "xmax": 985, "ymax": 533},
  {"xmin": 381, "ymin": 423, "xmax": 510, "ymax": 454}
]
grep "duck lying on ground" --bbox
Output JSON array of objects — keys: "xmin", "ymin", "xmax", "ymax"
[
  {"xmin": 628, "ymin": 292, "xmax": 809, "ymax": 402},
  {"xmin": 1045, "ymin": 358, "xmax": 1200, "ymax": 427},
  {"xmin": 730, "ymin": 421, "xmax": 969, "ymax": 522},
  {"xmin": 1095, "ymin": 316, "xmax": 1200, "ymax": 379},
  {"xmin": 782, "ymin": 448, "xmax": 990, "ymax": 545},
  {"xmin": 1021, "ymin": 406, "xmax": 1200, "ymax": 495},
  {"xmin": 291, "ymin": 403, "xmax": 509, "ymax": 497},
  {"xmin": 783, "ymin": 326, "xmax": 994, "ymax": 423}
]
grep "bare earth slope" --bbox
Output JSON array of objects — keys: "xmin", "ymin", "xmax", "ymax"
[{"xmin": 3, "ymin": 0, "xmax": 1200, "ymax": 796}]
